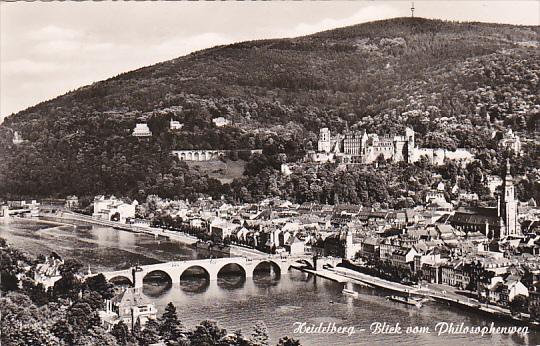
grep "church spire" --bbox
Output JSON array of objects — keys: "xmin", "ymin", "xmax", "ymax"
[{"xmin": 500, "ymin": 158, "xmax": 517, "ymax": 238}]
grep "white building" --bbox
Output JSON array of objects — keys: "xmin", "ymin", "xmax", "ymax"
[
  {"xmin": 499, "ymin": 129, "xmax": 522, "ymax": 155},
  {"xmin": 212, "ymin": 117, "xmax": 230, "ymax": 127},
  {"xmin": 93, "ymin": 196, "xmax": 137, "ymax": 223},
  {"xmin": 12, "ymin": 131, "xmax": 24, "ymax": 144},
  {"xmin": 284, "ymin": 235, "xmax": 305, "ymax": 255},
  {"xmin": 34, "ymin": 256, "xmax": 63, "ymax": 289},
  {"xmin": 132, "ymin": 123, "xmax": 152, "ymax": 137},
  {"xmin": 504, "ymin": 280, "xmax": 529, "ymax": 303},
  {"xmin": 210, "ymin": 218, "xmax": 240, "ymax": 240},
  {"xmin": 425, "ymin": 190, "xmax": 446, "ymax": 204},
  {"xmin": 65, "ymin": 195, "xmax": 79, "ymax": 210},
  {"xmin": 102, "ymin": 288, "xmax": 158, "ymax": 330},
  {"xmin": 170, "ymin": 120, "xmax": 184, "ymax": 130},
  {"xmin": 485, "ymin": 175, "xmax": 503, "ymax": 197}
]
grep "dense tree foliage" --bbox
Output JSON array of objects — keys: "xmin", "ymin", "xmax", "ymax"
[{"xmin": 1, "ymin": 18, "xmax": 538, "ymax": 203}]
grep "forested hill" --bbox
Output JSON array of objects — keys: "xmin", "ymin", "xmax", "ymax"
[{"xmin": 1, "ymin": 18, "xmax": 539, "ymax": 201}]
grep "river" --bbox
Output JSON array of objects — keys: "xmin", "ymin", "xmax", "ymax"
[{"xmin": 0, "ymin": 217, "xmax": 538, "ymax": 346}]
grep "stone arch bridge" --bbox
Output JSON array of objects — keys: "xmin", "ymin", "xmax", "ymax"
[
  {"xmin": 98, "ymin": 256, "xmax": 340, "ymax": 289},
  {"xmin": 172, "ymin": 150, "xmax": 226, "ymax": 162},
  {"xmin": 172, "ymin": 149, "xmax": 264, "ymax": 162}
]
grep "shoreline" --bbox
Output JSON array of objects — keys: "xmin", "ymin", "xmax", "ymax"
[
  {"xmin": 38, "ymin": 212, "xmax": 267, "ymax": 258},
  {"xmin": 303, "ymin": 265, "xmax": 540, "ymax": 330},
  {"xmin": 39, "ymin": 212, "xmax": 200, "ymax": 245}
]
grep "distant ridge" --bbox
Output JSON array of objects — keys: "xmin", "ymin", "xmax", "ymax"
[{"xmin": 1, "ymin": 17, "xmax": 538, "ymax": 200}]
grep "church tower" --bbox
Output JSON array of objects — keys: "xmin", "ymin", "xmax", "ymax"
[{"xmin": 499, "ymin": 159, "xmax": 518, "ymax": 237}]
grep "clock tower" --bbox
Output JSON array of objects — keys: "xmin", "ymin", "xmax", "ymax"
[{"xmin": 499, "ymin": 159, "xmax": 518, "ymax": 237}]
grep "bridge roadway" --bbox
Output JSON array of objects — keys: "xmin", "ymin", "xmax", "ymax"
[
  {"xmin": 98, "ymin": 255, "xmax": 340, "ymax": 289},
  {"xmin": 1, "ymin": 208, "xmax": 33, "ymax": 216}
]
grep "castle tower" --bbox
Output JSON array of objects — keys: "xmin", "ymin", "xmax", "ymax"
[
  {"xmin": 499, "ymin": 159, "xmax": 518, "ymax": 238},
  {"xmin": 405, "ymin": 127, "xmax": 415, "ymax": 163},
  {"xmin": 318, "ymin": 128, "xmax": 331, "ymax": 153}
]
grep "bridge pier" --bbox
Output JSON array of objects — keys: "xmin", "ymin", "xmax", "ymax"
[{"xmin": 134, "ymin": 271, "xmax": 144, "ymax": 289}]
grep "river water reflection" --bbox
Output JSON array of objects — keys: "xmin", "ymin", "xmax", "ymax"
[{"xmin": 1, "ymin": 218, "xmax": 538, "ymax": 345}]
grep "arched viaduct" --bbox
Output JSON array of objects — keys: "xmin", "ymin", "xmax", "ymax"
[
  {"xmin": 171, "ymin": 149, "xmax": 264, "ymax": 162},
  {"xmin": 172, "ymin": 150, "xmax": 226, "ymax": 162},
  {"xmin": 98, "ymin": 256, "xmax": 340, "ymax": 289}
]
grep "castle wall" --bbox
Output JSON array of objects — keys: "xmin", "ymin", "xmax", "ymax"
[{"xmin": 316, "ymin": 127, "xmax": 471, "ymax": 166}]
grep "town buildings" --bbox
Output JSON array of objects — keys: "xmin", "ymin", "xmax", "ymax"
[
  {"xmin": 447, "ymin": 160, "xmax": 519, "ymax": 239},
  {"xmin": 93, "ymin": 196, "xmax": 137, "ymax": 223}
]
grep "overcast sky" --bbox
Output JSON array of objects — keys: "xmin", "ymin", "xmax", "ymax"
[{"xmin": 1, "ymin": 1, "xmax": 539, "ymax": 121}]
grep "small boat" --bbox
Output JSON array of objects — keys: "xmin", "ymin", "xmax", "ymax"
[
  {"xmin": 329, "ymin": 300, "xmax": 335, "ymax": 304},
  {"xmin": 386, "ymin": 295, "xmax": 423, "ymax": 308},
  {"xmin": 342, "ymin": 288, "xmax": 359, "ymax": 298}
]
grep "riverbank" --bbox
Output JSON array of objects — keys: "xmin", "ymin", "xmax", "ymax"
[
  {"xmin": 38, "ymin": 211, "xmax": 268, "ymax": 258},
  {"xmin": 319, "ymin": 266, "xmax": 539, "ymax": 329},
  {"xmin": 40, "ymin": 211, "xmax": 200, "ymax": 245}
]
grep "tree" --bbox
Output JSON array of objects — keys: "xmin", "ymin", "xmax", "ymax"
[
  {"xmin": 52, "ymin": 318, "xmax": 76, "ymax": 345},
  {"xmin": 21, "ymin": 279, "xmax": 49, "ymax": 306},
  {"xmin": 0, "ymin": 271, "xmax": 19, "ymax": 292},
  {"xmin": 529, "ymin": 302, "xmax": 540, "ymax": 321},
  {"xmin": 132, "ymin": 317, "xmax": 143, "ymax": 342},
  {"xmin": 139, "ymin": 318, "xmax": 161, "ymax": 345},
  {"xmin": 276, "ymin": 336, "xmax": 301, "ymax": 346},
  {"xmin": 189, "ymin": 320, "xmax": 227, "ymax": 346},
  {"xmin": 220, "ymin": 330, "xmax": 253, "ymax": 346},
  {"xmin": 53, "ymin": 259, "xmax": 83, "ymax": 301},
  {"xmin": 66, "ymin": 301, "xmax": 102, "ymax": 335},
  {"xmin": 159, "ymin": 302, "xmax": 186, "ymax": 344},
  {"xmin": 251, "ymin": 321, "xmax": 269, "ymax": 346},
  {"xmin": 84, "ymin": 273, "xmax": 114, "ymax": 299},
  {"xmin": 111, "ymin": 321, "xmax": 135, "ymax": 345},
  {"xmin": 74, "ymin": 326, "xmax": 118, "ymax": 346},
  {"xmin": 5, "ymin": 322, "xmax": 60, "ymax": 346},
  {"xmin": 59, "ymin": 259, "xmax": 83, "ymax": 275},
  {"xmin": 509, "ymin": 294, "xmax": 529, "ymax": 315},
  {"xmin": 52, "ymin": 272, "xmax": 82, "ymax": 301},
  {"xmin": 80, "ymin": 291, "xmax": 105, "ymax": 311}
]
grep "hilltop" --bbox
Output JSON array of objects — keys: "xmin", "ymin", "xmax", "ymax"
[{"xmin": 1, "ymin": 17, "xmax": 539, "ymax": 203}]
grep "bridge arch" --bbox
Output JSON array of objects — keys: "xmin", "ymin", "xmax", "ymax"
[
  {"xmin": 180, "ymin": 265, "xmax": 211, "ymax": 292},
  {"xmin": 143, "ymin": 270, "xmax": 173, "ymax": 284},
  {"xmin": 142, "ymin": 269, "xmax": 173, "ymax": 297},
  {"xmin": 253, "ymin": 260, "xmax": 283, "ymax": 277},
  {"xmin": 296, "ymin": 259, "xmax": 315, "ymax": 270},
  {"xmin": 217, "ymin": 263, "xmax": 247, "ymax": 278},
  {"xmin": 217, "ymin": 263, "xmax": 247, "ymax": 289},
  {"xmin": 180, "ymin": 265, "xmax": 211, "ymax": 280},
  {"xmin": 108, "ymin": 275, "xmax": 133, "ymax": 286}
]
